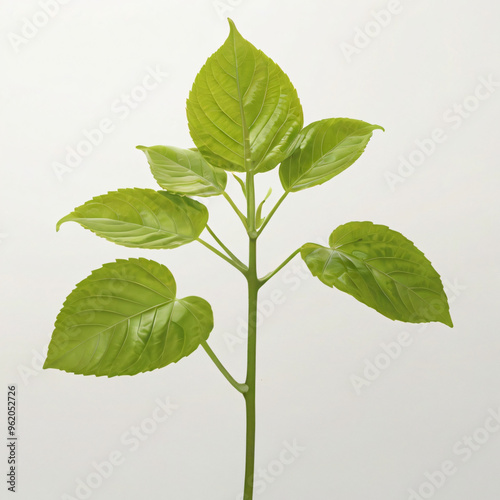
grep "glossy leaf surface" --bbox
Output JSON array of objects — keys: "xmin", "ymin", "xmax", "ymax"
[
  {"xmin": 44, "ymin": 258, "xmax": 213, "ymax": 376},
  {"xmin": 137, "ymin": 145, "xmax": 227, "ymax": 197},
  {"xmin": 301, "ymin": 222, "xmax": 453, "ymax": 326},
  {"xmin": 57, "ymin": 188, "xmax": 208, "ymax": 249},
  {"xmin": 280, "ymin": 118, "xmax": 383, "ymax": 192},
  {"xmin": 186, "ymin": 19, "xmax": 303, "ymax": 173}
]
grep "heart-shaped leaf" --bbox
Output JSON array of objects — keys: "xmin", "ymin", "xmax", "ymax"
[
  {"xmin": 43, "ymin": 258, "xmax": 214, "ymax": 376},
  {"xmin": 280, "ymin": 118, "xmax": 383, "ymax": 192},
  {"xmin": 187, "ymin": 19, "xmax": 303, "ymax": 173},
  {"xmin": 137, "ymin": 145, "xmax": 227, "ymax": 197},
  {"xmin": 57, "ymin": 188, "xmax": 208, "ymax": 249},
  {"xmin": 301, "ymin": 221, "xmax": 453, "ymax": 327}
]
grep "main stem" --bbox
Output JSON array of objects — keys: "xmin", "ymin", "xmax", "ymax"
[{"xmin": 243, "ymin": 171, "xmax": 258, "ymax": 500}]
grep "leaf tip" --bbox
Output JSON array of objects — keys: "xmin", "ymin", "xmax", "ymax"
[
  {"xmin": 442, "ymin": 314, "xmax": 454, "ymax": 328},
  {"xmin": 226, "ymin": 18, "xmax": 242, "ymax": 39},
  {"xmin": 136, "ymin": 145, "xmax": 147, "ymax": 152},
  {"xmin": 56, "ymin": 213, "xmax": 73, "ymax": 232},
  {"xmin": 436, "ymin": 300, "xmax": 453, "ymax": 328}
]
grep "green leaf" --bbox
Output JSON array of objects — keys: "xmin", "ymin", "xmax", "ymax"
[
  {"xmin": 280, "ymin": 118, "xmax": 383, "ymax": 192},
  {"xmin": 186, "ymin": 19, "xmax": 303, "ymax": 173},
  {"xmin": 57, "ymin": 188, "xmax": 208, "ymax": 249},
  {"xmin": 43, "ymin": 258, "xmax": 213, "ymax": 376},
  {"xmin": 256, "ymin": 188, "xmax": 272, "ymax": 228},
  {"xmin": 232, "ymin": 174, "xmax": 247, "ymax": 199},
  {"xmin": 301, "ymin": 222, "xmax": 453, "ymax": 327},
  {"xmin": 137, "ymin": 145, "xmax": 227, "ymax": 197}
]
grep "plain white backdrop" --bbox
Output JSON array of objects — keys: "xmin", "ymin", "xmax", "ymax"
[{"xmin": 1, "ymin": 1, "xmax": 500, "ymax": 499}]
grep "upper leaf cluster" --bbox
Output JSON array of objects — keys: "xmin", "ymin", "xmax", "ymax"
[{"xmin": 46, "ymin": 19, "xmax": 452, "ymax": 380}]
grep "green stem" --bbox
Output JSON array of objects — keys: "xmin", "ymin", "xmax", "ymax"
[
  {"xmin": 256, "ymin": 191, "xmax": 288, "ymax": 236},
  {"xmin": 259, "ymin": 247, "xmax": 301, "ymax": 287},
  {"xmin": 234, "ymin": 39, "xmax": 257, "ymax": 497},
  {"xmin": 206, "ymin": 224, "xmax": 246, "ymax": 269},
  {"xmin": 243, "ymin": 171, "xmax": 258, "ymax": 500},
  {"xmin": 201, "ymin": 341, "xmax": 248, "ymax": 393},
  {"xmin": 197, "ymin": 238, "xmax": 247, "ymax": 273},
  {"xmin": 222, "ymin": 191, "xmax": 248, "ymax": 229}
]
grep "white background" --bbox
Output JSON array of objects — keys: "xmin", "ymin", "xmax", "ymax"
[{"xmin": 1, "ymin": 1, "xmax": 500, "ymax": 499}]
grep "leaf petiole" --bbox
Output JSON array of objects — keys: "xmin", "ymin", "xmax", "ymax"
[
  {"xmin": 196, "ymin": 238, "xmax": 247, "ymax": 273},
  {"xmin": 202, "ymin": 341, "xmax": 248, "ymax": 394},
  {"xmin": 256, "ymin": 191, "xmax": 288, "ymax": 236},
  {"xmin": 259, "ymin": 247, "xmax": 301, "ymax": 287},
  {"xmin": 206, "ymin": 225, "xmax": 246, "ymax": 269}
]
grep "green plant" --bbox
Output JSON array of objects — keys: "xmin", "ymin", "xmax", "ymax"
[{"xmin": 44, "ymin": 19, "xmax": 453, "ymax": 499}]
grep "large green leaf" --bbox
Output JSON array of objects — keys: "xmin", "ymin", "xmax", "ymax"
[
  {"xmin": 57, "ymin": 188, "xmax": 208, "ymax": 249},
  {"xmin": 301, "ymin": 222, "xmax": 453, "ymax": 327},
  {"xmin": 280, "ymin": 118, "xmax": 383, "ymax": 192},
  {"xmin": 137, "ymin": 145, "xmax": 227, "ymax": 197},
  {"xmin": 43, "ymin": 258, "xmax": 214, "ymax": 376},
  {"xmin": 186, "ymin": 19, "xmax": 303, "ymax": 173}
]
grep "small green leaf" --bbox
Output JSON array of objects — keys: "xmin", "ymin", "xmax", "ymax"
[
  {"xmin": 280, "ymin": 118, "xmax": 383, "ymax": 192},
  {"xmin": 256, "ymin": 188, "xmax": 272, "ymax": 228},
  {"xmin": 301, "ymin": 221, "xmax": 453, "ymax": 327},
  {"xmin": 232, "ymin": 174, "xmax": 247, "ymax": 199},
  {"xmin": 187, "ymin": 19, "xmax": 303, "ymax": 173},
  {"xmin": 57, "ymin": 188, "xmax": 208, "ymax": 249},
  {"xmin": 44, "ymin": 258, "xmax": 213, "ymax": 376},
  {"xmin": 137, "ymin": 145, "xmax": 227, "ymax": 197}
]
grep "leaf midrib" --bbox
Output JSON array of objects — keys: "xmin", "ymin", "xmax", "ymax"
[
  {"xmin": 72, "ymin": 217, "xmax": 196, "ymax": 241},
  {"xmin": 289, "ymin": 139, "xmax": 365, "ymax": 191},
  {"xmin": 153, "ymin": 150, "xmax": 222, "ymax": 192},
  {"xmin": 51, "ymin": 298, "xmax": 176, "ymax": 366},
  {"xmin": 232, "ymin": 29, "xmax": 251, "ymax": 168},
  {"xmin": 333, "ymin": 247, "xmax": 442, "ymax": 312}
]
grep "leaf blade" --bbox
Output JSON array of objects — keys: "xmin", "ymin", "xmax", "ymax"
[
  {"xmin": 137, "ymin": 145, "xmax": 227, "ymax": 197},
  {"xmin": 43, "ymin": 258, "xmax": 214, "ymax": 376},
  {"xmin": 186, "ymin": 19, "xmax": 303, "ymax": 173},
  {"xmin": 57, "ymin": 188, "xmax": 208, "ymax": 249},
  {"xmin": 280, "ymin": 118, "xmax": 383, "ymax": 192},
  {"xmin": 301, "ymin": 222, "xmax": 453, "ymax": 327}
]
